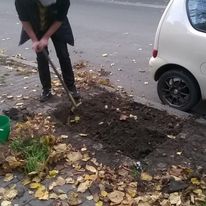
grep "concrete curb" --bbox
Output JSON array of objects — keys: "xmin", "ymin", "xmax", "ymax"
[
  {"xmin": 8, "ymin": 56, "xmax": 37, "ymax": 68},
  {"xmin": 1, "ymin": 54, "xmax": 205, "ymax": 124},
  {"xmin": 0, "ymin": 54, "xmax": 37, "ymax": 68},
  {"xmin": 133, "ymin": 96, "xmax": 190, "ymax": 119},
  {"xmin": 84, "ymin": 0, "xmax": 167, "ymax": 9}
]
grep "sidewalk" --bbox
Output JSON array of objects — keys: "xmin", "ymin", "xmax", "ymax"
[
  {"xmin": 0, "ymin": 55, "xmax": 97, "ymax": 206},
  {"xmin": 0, "ymin": 56, "xmax": 38, "ymax": 113},
  {"xmin": 0, "ymin": 55, "xmax": 65, "ymax": 116}
]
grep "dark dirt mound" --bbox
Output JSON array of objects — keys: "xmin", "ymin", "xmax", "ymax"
[
  {"xmin": 53, "ymin": 89, "xmax": 184, "ymax": 160},
  {"xmin": 2, "ymin": 108, "xmax": 34, "ymax": 121}
]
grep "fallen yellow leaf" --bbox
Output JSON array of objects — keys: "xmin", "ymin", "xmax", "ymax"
[
  {"xmin": 99, "ymin": 171, "xmax": 105, "ymax": 178},
  {"xmin": 54, "ymin": 143, "xmax": 67, "ymax": 153},
  {"xmin": 169, "ymin": 192, "xmax": 182, "ymax": 205},
  {"xmin": 75, "ymin": 116, "xmax": 80, "ymax": 123},
  {"xmin": 124, "ymin": 193, "xmax": 134, "ymax": 205},
  {"xmin": 56, "ymin": 176, "xmax": 66, "ymax": 186},
  {"xmin": 67, "ymin": 151, "xmax": 82, "ymax": 163},
  {"xmin": 5, "ymin": 156, "xmax": 23, "ymax": 168},
  {"xmin": 84, "ymin": 174, "xmax": 97, "ymax": 181},
  {"xmin": 191, "ymin": 178, "xmax": 201, "ymax": 185},
  {"xmin": 76, "ymin": 176, "xmax": 84, "ymax": 183},
  {"xmin": 108, "ymin": 190, "xmax": 124, "ymax": 204},
  {"xmin": 49, "ymin": 192, "xmax": 58, "ymax": 199},
  {"xmin": 95, "ymin": 201, "xmax": 103, "ymax": 206},
  {"xmin": 1, "ymin": 200, "xmax": 12, "ymax": 206},
  {"xmin": 30, "ymin": 182, "xmax": 42, "ymax": 189},
  {"xmin": 4, "ymin": 188, "xmax": 18, "ymax": 200},
  {"xmin": 41, "ymin": 135, "xmax": 56, "ymax": 145},
  {"xmin": 134, "ymin": 195, "xmax": 152, "ymax": 205},
  {"xmin": 193, "ymin": 189, "xmax": 203, "ymax": 196},
  {"xmin": 101, "ymin": 190, "xmax": 108, "ymax": 197},
  {"xmin": 49, "ymin": 170, "xmax": 59, "ymax": 177},
  {"xmin": 32, "ymin": 176, "xmax": 41, "ymax": 183},
  {"xmin": 79, "ymin": 133, "xmax": 88, "ymax": 137},
  {"xmin": 59, "ymin": 194, "xmax": 68, "ymax": 200},
  {"xmin": 68, "ymin": 192, "xmax": 82, "ymax": 205},
  {"xmin": 49, "ymin": 182, "xmax": 57, "ymax": 190},
  {"xmin": 159, "ymin": 199, "xmax": 170, "ymax": 206},
  {"xmin": 141, "ymin": 172, "xmax": 153, "ymax": 181},
  {"xmin": 28, "ymin": 171, "xmax": 38, "ymax": 176},
  {"xmin": 77, "ymin": 181, "xmax": 91, "ymax": 193},
  {"xmin": 65, "ymin": 177, "xmax": 75, "ymax": 184},
  {"xmin": 138, "ymin": 202, "xmax": 151, "ymax": 206},
  {"xmin": 86, "ymin": 195, "xmax": 93, "ymax": 200},
  {"xmin": 86, "ymin": 165, "xmax": 97, "ymax": 173},
  {"xmin": 81, "ymin": 147, "xmax": 87, "ymax": 152},
  {"xmin": 4, "ymin": 174, "xmax": 14, "ymax": 182},
  {"xmin": 82, "ymin": 153, "xmax": 91, "ymax": 162},
  {"xmin": 34, "ymin": 186, "xmax": 49, "ymax": 200},
  {"xmin": 127, "ymin": 186, "xmax": 137, "ymax": 198}
]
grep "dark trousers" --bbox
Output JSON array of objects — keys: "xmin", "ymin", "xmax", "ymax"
[{"xmin": 36, "ymin": 38, "xmax": 75, "ymax": 91}]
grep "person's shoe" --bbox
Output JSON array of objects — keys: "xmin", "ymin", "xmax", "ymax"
[
  {"xmin": 40, "ymin": 90, "xmax": 52, "ymax": 102},
  {"xmin": 69, "ymin": 86, "xmax": 81, "ymax": 100}
]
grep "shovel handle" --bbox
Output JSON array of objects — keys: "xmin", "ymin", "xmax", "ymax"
[{"xmin": 42, "ymin": 49, "xmax": 78, "ymax": 108}]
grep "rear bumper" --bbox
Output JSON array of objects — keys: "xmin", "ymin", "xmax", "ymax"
[{"xmin": 149, "ymin": 56, "xmax": 167, "ymax": 80}]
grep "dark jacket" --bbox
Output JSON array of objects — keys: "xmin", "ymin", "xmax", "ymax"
[{"xmin": 15, "ymin": 0, "xmax": 74, "ymax": 46}]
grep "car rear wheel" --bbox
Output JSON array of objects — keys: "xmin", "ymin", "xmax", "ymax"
[{"xmin": 157, "ymin": 70, "xmax": 200, "ymax": 111}]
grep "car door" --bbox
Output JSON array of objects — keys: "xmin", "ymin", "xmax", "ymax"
[{"xmin": 187, "ymin": 0, "xmax": 206, "ymax": 99}]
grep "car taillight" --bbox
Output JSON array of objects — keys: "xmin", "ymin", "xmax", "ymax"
[{"xmin": 152, "ymin": 49, "xmax": 158, "ymax": 58}]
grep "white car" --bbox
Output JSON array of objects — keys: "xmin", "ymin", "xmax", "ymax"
[{"xmin": 149, "ymin": 0, "xmax": 206, "ymax": 111}]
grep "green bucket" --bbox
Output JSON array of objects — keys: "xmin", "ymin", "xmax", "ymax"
[{"xmin": 0, "ymin": 115, "xmax": 10, "ymax": 143}]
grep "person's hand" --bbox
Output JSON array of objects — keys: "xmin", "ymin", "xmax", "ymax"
[
  {"xmin": 32, "ymin": 41, "xmax": 41, "ymax": 53},
  {"xmin": 38, "ymin": 37, "xmax": 49, "ymax": 52}
]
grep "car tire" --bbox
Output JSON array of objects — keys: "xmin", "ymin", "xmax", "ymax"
[{"xmin": 157, "ymin": 70, "xmax": 200, "ymax": 111}]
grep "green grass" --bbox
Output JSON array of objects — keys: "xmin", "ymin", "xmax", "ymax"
[
  {"xmin": 11, "ymin": 137, "xmax": 49, "ymax": 173},
  {"xmin": 201, "ymin": 202, "xmax": 206, "ymax": 206},
  {"xmin": 130, "ymin": 165, "xmax": 140, "ymax": 179}
]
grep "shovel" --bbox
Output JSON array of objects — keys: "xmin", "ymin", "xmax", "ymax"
[{"xmin": 42, "ymin": 49, "xmax": 81, "ymax": 112}]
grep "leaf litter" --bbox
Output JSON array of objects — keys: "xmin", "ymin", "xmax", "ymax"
[
  {"xmin": 0, "ymin": 112, "xmax": 204, "ymax": 206},
  {"xmin": 5, "ymin": 134, "xmax": 206, "ymax": 205}
]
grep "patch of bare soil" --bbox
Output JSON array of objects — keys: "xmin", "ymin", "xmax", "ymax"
[{"xmin": 53, "ymin": 88, "xmax": 183, "ymax": 161}]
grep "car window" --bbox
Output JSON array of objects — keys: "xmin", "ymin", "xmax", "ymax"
[{"xmin": 187, "ymin": 0, "xmax": 206, "ymax": 32}]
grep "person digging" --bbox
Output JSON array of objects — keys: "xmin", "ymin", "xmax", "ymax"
[{"xmin": 15, "ymin": 0, "xmax": 80, "ymax": 102}]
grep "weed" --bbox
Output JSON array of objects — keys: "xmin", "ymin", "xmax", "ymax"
[
  {"xmin": 11, "ymin": 137, "xmax": 49, "ymax": 173},
  {"xmin": 130, "ymin": 165, "xmax": 140, "ymax": 179},
  {"xmin": 10, "ymin": 138, "xmax": 24, "ymax": 152}
]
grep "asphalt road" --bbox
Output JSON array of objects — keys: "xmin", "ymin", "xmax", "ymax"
[{"xmin": 70, "ymin": 0, "xmax": 168, "ymax": 102}]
